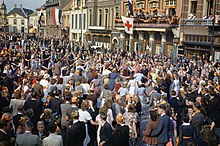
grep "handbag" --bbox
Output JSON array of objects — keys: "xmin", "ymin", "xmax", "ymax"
[{"xmin": 166, "ymin": 140, "xmax": 173, "ymax": 146}]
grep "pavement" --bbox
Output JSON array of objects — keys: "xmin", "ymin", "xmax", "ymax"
[{"xmin": 137, "ymin": 104, "xmax": 150, "ymax": 146}]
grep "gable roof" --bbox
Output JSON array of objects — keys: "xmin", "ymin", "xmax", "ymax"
[
  {"xmin": 62, "ymin": 0, "xmax": 73, "ymax": 11},
  {"xmin": 7, "ymin": 7, "xmax": 33, "ymax": 18}
]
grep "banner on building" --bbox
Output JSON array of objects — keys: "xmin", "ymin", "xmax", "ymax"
[
  {"xmin": 121, "ymin": 16, "xmax": 134, "ymax": 34},
  {"xmin": 52, "ymin": 7, "xmax": 62, "ymax": 25}
]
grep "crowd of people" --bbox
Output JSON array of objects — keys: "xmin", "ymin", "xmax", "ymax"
[{"xmin": 0, "ymin": 33, "xmax": 220, "ymax": 146}]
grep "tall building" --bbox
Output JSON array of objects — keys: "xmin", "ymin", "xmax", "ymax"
[
  {"xmin": 7, "ymin": 4, "xmax": 33, "ymax": 33},
  {"xmin": 85, "ymin": 0, "xmax": 119, "ymax": 48},
  {"xmin": 0, "ymin": 0, "xmax": 7, "ymax": 32},
  {"xmin": 29, "ymin": 6, "xmax": 46, "ymax": 36},
  {"xmin": 44, "ymin": 0, "xmax": 72, "ymax": 38},
  {"xmin": 114, "ymin": 0, "xmax": 181, "ymax": 55},
  {"xmin": 180, "ymin": 0, "xmax": 220, "ymax": 60},
  {"xmin": 69, "ymin": 0, "xmax": 87, "ymax": 43}
]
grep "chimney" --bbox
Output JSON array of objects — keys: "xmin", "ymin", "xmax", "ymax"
[
  {"xmin": 14, "ymin": 4, "xmax": 17, "ymax": 8},
  {"xmin": 20, "ymin": 4, "xmax": 22, "ymax": 8}
]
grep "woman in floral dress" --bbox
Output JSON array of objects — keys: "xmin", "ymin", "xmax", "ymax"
[{"xmin": 123, "ymin": 104, "xmax": 138, "ymax": 146}]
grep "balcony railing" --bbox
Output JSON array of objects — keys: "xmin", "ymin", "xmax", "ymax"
[
  {"xmin": 115, "ymin": 15, "xmax": 179, "ymax": 28},
  {"xmin": 182, "ymin": 19, "xmax": 220, "ymax": 26},
  {"xmin": 88, "ymin": 25, "xmax": 112, "ymax": 31}
]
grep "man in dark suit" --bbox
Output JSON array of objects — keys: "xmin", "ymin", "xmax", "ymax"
[
  {"xmin": 150, "ymin": 104, "xmax": 170, "ymax": 146},
  {"xmin": 12, "ymin": 105, "xmax": 24, "ymax": 131},
  {"xmin": 0, "ymin": 119, "xmax": 11, "ymax": 145},
  {"xmin": 24, "ymin": 91, "xmax": 42, "ymax": 132},
  {"xmin": 66, "ymin": 110, "xmax": 86, "ymax": 146},
  {"xmin": 99, "ymin": 112, "xmax": 112, "ymax": 146}
]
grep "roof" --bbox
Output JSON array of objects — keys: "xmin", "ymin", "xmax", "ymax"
[
  {"xmin": 62, "ymin": 0, "xmax": 73, "ymax": 11},
  {"xmin": 0, "ymin": 0, "xmax": 6, "ymax": 9},
  {"xmin": 7, "ymin": 7, "xmax": 33, "ymax": 18},
  {"xmin": 60, "ymin": 0, "xmax": 72, "ymax": 9},
  {"xmin": 29, "ymin": 11, "xmax": 38, "ymax": 17}
]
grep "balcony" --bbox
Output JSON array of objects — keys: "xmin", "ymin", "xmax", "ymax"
[
  {"xmin": 182, "ymin": 19, "xmax": 220, "ymax": 26},
  {"xmin": 115, "ymin": 15, "xmax": 179, "ymax": 29},
  {"xmin": 182, "ymin": 19, "xmax": 220, "ymax": 36},
  {"xmin": 88, "ymin": 25, "xmax": 112, "ymax": 31}
]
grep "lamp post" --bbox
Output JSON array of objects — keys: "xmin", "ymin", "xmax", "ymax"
[{"xmin": 210, "ymin": 0, "xmax": 216, "ymax": 61}]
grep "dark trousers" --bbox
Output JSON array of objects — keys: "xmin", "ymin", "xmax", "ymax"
[{"xmin": 157, "ymin": 143, "xmax": 167, "ymax": 146}]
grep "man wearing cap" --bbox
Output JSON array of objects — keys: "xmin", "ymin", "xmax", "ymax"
[{"xmin": 150, "ymin": 104, "xmax": 170, "ymax": 146}]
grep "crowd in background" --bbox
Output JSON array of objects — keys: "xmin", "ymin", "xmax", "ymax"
[{"xmin": 0, "ymin": 33, "xmax": 220, "ymax": 146}]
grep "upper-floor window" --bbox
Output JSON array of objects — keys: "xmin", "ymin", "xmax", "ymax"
[
  {"xmin": 190, "ymin": 1, "xmax": 197, "ymax": 14},
  {"xmin": 89, "ymin": 9, "xmax": 92, "ymax": 25},
  {"xmin": 165, "ymin": 0, "xmax": 176, "ymax": 6},
  {"xmin": 99, "ymin": 9, "xmax": 102, "ymax": 26},
  {"xmin": 115, "ymin": 7, "xmax": 119, "ymax": 17},
  {"xmin": 21, "ymin": 19, "xmax": 25, "ymax": 25},
  {"xmin": 149, "ymin": 2, "xmax": 159, "ymax": 8},
  {"xmin": 136, "ymin": 1, "xmax": 145, "ymax": 9},
  {"xmin": 13, "ymin": 19, "xmax": 17, "ymax": 25}
]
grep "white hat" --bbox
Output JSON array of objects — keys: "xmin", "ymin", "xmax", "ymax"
[
  {"xmin": 44, "ymin": 74, "xmax": 50, "ymax": 79},
  {"xmin": 40, "ymin": 70, "xmax": 45, "ymax": 76},
  {"xmin": 52, "ymin": 76, "xmax": 57, "ymax": 79}
]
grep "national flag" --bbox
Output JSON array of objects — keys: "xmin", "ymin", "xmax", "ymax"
[
  {"xmin": 52, "ymin": 7, "xmax": 62, "ymax": 25},
  {"xmin": 128, "ymin": 0, "xmax": 133, "ymax": 16},
  {"xmin": 121, "ymin": 16, "xmax": 134, "ymax": 34}
]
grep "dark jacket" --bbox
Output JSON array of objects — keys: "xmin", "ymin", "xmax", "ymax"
[
  {"xmin": 191, "ymin": 112, "xmax": 204, "ymax": 136},
  {"xmin": 66, "ymin": 121, "xmax": 86, "ymax": 146},
  {"xmin": 109, "ymin": 124, "xmax": 129, "ymax": 146},
  {"xmin": 100, "ymin": 122, "xmax": 112, "ymax": 146},
  {"xmin": 179, "ymin": 124, "xmax": 197, "ymax": 146},
  {"xmin": 150, "ymin": 114, "xmax": 170, "ymax": 144}
]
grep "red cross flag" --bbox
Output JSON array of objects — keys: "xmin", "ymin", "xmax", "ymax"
[{"xmin": 121, "ymin": 16, "xmax": 134, "ymax": 34}]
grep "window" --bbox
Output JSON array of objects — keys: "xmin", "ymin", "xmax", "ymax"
[
  {"xmin": 99, "ymin": 9, "xmax": 102, "ymax": 26},
  {"xmin": 190, "ymin": 1, "xmax": 197, "ymax": 14},
  {"xmin": 13, "ymin": 19, "xmax": 17, "ymax": 25},
  {"xmin": 21, "ymin": 27, "xmax": 24, "ymax": 33},
  {"xmin": 115, "ymin": 7, "xmax": 119, "ymax": 18},
  {"xmin": 83, "ymin": 14, "xmax": 86, "ymax": 29},
  {"xmin": 21, "ymin": 19, "xmax": 25, "ymax": 25},
  {"xmin": 89, "ymin": 9, "xmax": 92, "ymax": 25},
  {"xmin": 205, "ymin": 0, "xmax": 213, "ymax": 16},
  {"xmin": 165, "ymin": 0, "xmax": 176, "ymax": 6},
  {"xmin": 75, "ymin": 14, "xmax": 78, "ymax": 29},
  {"xmin": 79, "ymin": 14, "xmax": 82, "ymax": 29},
  {"xmin": 72, "ymin": 14, "xmax": 74, "ymax": 29},
  {"xmin": 136, "ymin": 2, "xmax": 145, "ymax": 9},
  {"xmin": 105, "ymin": 9, "xmax": 108, "ymax": 27},
  {"xmin": 149, "ymin": 2, "xmax": 159, "ymax": 7}
]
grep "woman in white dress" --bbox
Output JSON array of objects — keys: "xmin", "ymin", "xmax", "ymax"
[
  {"xmin": 127, "ymin": 76, "xmax": 138, "ymax": 96},
  {"xmin": 78, "ymin": 101, "xmax": 96, "ymax": 146},
  {"xmin": 172, "ymin": 74, "xmax": 180, "ymax": 96}
]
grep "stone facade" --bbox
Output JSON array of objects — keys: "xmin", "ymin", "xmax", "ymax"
[
  {"xmin": 180, "ymin": 0, "xmax": 220, "ymax": 60},
  {"xmin": 7, "ymin": 4, "xmax": 33, "ymax": 33},
  {"xmin": 115, "ymin": 0, "xmax": 180, "ymax": 56}
]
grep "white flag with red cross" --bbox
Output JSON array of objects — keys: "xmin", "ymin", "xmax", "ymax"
[{"xmin": 121, "ymin": 16, "xmax": 134, "ymax": 34}]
